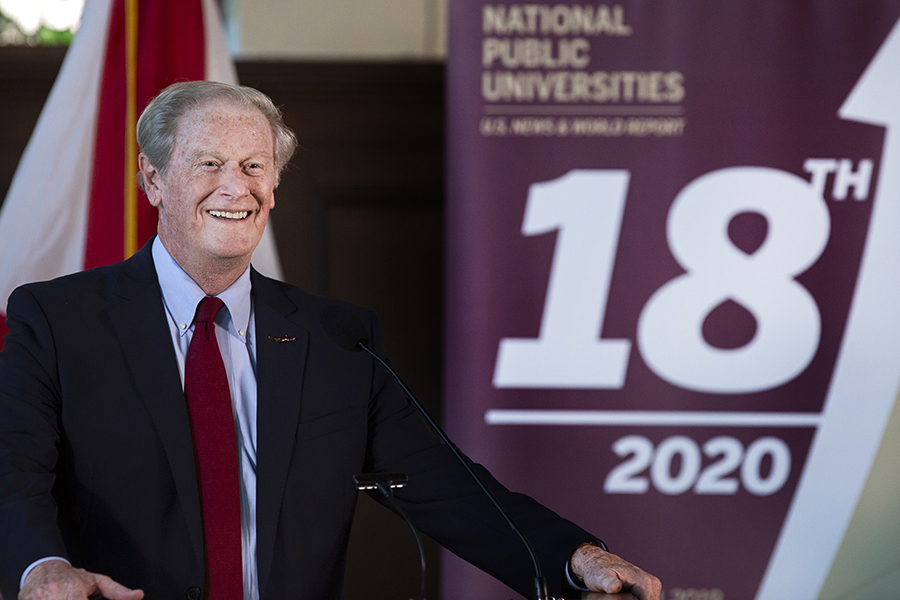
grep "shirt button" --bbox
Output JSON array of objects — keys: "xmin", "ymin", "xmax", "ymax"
[
  {"xmin": 180, "ymin": 323, "xmax": 187, "ymax": 330},
  {"xmin": 186, "ymin": 586, "xmax": 202, "ymax": 600},
  {"xmin": 239, "ymin": 329, "xmax": 245, "ymax": 337}
]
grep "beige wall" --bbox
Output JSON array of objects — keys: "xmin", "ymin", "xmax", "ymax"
[{"xmin": 226, "ymin": 0, "xmax": 447, "ymax": 60}]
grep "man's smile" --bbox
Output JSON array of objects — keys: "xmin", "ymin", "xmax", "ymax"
[{"xmin": 207, "ymin": 210, "xmax": 250, "ymax": 220}]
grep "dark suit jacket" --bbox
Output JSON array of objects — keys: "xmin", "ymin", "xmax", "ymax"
[{"xmin": 0, "ymin": 242, "xmax": 594, "ymax": 600}]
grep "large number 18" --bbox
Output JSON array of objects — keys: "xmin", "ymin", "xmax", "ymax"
[{"xmin": 493, "ymin": 167, "xmax": 830, "ymax": 394}]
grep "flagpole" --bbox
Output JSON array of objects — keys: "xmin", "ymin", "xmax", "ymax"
[{"xmin": 123, "ymin": 0, "xmax": 138, "ymax": 259}]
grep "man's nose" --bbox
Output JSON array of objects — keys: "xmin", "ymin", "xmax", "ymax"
[{"xmin": 218, "ymin": 164, "xmax": 250, "ymax": 198}]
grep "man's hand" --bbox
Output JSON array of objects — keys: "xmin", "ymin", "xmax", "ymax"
[
  {"xmin": 20, "ymin": 560, "xmax": 144, "ymax": 600},
  {"xmin": 570, "ymin": 543, "xmax": 661, "ymax": 600}
]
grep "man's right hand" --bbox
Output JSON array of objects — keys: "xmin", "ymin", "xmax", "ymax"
[{"xmin": 20, "ymin": 560, "xmax": 144, "ymax": 600}]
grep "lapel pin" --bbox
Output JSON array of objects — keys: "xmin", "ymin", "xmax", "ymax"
[{"xmin": 268, "ymin": 335, "xmax": 296, "ymax": 343}]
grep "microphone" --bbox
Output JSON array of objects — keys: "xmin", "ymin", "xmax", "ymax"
[{"xmin": 319, "ymin": 304, "xmax": 551, "ymax": 600}]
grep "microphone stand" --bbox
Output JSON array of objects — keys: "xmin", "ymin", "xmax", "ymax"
[
  {"xmin": 354, "ymin": 472, "xmax": 427, "ymax": 600},
  {"xmin": 357, "ymin": 343, "xmax": 551, "ymax": 600}
]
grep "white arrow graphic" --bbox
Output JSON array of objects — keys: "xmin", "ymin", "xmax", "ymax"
[{"xmin": 756, "ymin": 16, "xmax": 900, "ymax": 600}]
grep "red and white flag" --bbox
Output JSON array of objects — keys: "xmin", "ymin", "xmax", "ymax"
[{"xmin": 0, "ymin": 0, "xmax": 282, "ymax": 347}]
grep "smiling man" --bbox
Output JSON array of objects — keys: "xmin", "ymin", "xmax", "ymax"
[{"xmin": 0, "ymin": 81, "xmax": 660, "ymax": 600}]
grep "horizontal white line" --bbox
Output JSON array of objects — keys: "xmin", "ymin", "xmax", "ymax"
[
  {"xmin": 482, "ymin": 104, "xmax": 686, "ymax": 116},
  {"xmin": 484, "ymin": 410, "xmax": 822, "ymax": 427}
]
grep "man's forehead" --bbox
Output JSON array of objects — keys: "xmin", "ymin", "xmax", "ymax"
[
  {"xmin": 174, "ymin": 100, "xmax": 274, "ymax": 150},
  {"xmin": 177, "ymin": 98, "xmax": 268, "ymax": 129}
]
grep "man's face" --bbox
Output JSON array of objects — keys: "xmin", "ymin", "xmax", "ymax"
[{"xmin": 141, "ymin": 99, "xmax": 277, "ymax": 273}]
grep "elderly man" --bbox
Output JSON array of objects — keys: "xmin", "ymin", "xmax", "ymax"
[{"xmin": 0, "ymin": 81, "xmax": 661, "ymax": 600}]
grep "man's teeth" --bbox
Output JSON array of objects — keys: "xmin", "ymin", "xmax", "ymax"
[{"xmin": 208, "ymin": 210, "xmax": 249, "ymax": 220}]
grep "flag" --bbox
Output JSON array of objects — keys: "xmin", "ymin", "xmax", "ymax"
[{"xmin": 0, "ymin": 0, "xmax": 283, "ymax": 348}]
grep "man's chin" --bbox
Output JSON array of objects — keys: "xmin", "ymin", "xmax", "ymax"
[{"xmin": 208, "ymin": 239, "xmax": 263, "ymax": 263}]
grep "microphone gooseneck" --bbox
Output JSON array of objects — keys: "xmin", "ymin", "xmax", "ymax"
[{"xmin": 320, "ymin": 305, "xmax": 550, "ymax": 600}]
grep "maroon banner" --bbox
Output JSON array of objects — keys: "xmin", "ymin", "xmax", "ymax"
[{"xmin": 445, "ymin": 3, "xmax": 900, "ymax": 599}]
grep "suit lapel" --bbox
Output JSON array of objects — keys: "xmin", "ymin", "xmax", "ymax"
[
  {"xmin": 251, "ymin": 272, "xmax": 309, "ymax": 599},
  {"xmin": 107, "ymin": 244, "xmax": 205, "ymax": 565}
]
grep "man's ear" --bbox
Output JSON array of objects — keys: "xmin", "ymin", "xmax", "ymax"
[{"xmin": 138, "ymin": 153, "xmax": 163, "ymax": 207}]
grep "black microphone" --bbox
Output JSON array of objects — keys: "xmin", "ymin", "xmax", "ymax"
[{"xmin": 319, "ymin": 304, "xmax": 551, "ymax": 600}]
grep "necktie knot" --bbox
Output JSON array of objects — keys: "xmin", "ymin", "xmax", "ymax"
[{"xmin": 195, "ymin": 296, "xmax": 225, "ymax": 325}]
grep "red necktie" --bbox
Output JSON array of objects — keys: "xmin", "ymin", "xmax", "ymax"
[{"xmin": 185, "ymin": 296, "xmax": 243, "ymax": 599}]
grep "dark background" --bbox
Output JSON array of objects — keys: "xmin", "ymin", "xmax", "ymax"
[{"xmin": 0, "ymin": 46, "xmax": 446, "ymax": 600}]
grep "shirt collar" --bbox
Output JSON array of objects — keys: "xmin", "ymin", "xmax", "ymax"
[{"xmin": 152, "ymin": 236, "xmax": 252, "ymax": 340}]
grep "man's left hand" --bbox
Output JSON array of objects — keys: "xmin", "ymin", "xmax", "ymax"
[{"xmin": 569, "ymin": 543, "xmax": 662, "ymax": 600}]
